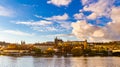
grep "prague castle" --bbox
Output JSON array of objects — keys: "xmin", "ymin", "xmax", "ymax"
[{"xmin": 54, "ymin": 37, "xmax": 88, "ymax": 49}]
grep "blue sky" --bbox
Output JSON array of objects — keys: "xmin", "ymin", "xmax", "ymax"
[{"xmin": 0, "ymin": 0, "xmax": 120, "ymax": 43}]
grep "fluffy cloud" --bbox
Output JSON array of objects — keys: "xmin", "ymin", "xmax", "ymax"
[
  {"xmin": 47, "ymin": 0, "xmax": 71, "ymax": 6},
  {"xmin": 34, "ymin": 13, "xmax": 71, "ymax": 31},
  {"xmin": 16, "ymin": 20, "xmax": 53, "ymax": 26},
  {"xmin": 16, "ymin": 13, "xmax": 71, "ymax": 32},
  {"xmin": 110, "ymin": 6, "xmax": 120, "ymax": 23},
  {"xmin": 60, "ymin": 22, "xmax": 71, "ymax": 29},
  {"xmin": 46, "ymin": 13, "xmax": 69, "ymax": 21},
  {"xmin": 16, "ymin": 20, "xmax": 57, "ymax": 32},
  {"xmin": 71, "ymin": 0, "xmax": 120, "ymax": 42},
  {"xmin": 74, "ymin": 13, "xmax": 85, "ymax": 20},
  {"xmin": 15, "ymin": 20, "xmax": 71, "ymax": 32},
  {"xmin": 92, "ymin": 30, "xmax": 104, "ymax": 37},
  {"xmin": 72, "ymin": 5, "xmax": 120, "ymax": 41},
  {"xmin": 71, "ymin": 21, "xmax": 103, "ymax": 41},
  {"xmin": 1, "ymin": 30, "xmax": 34, "ymax": 36},
  {"xmin": 71, "ymin": 21, "xmax": 108, "ymax": 42},
  {"xmin": 102, "ymin": 6, "xmax": 120, "ymax": 40},
  {"xmin": 87, "ymin": 13, "xmax": 97, "ymax": 20},
  {"xmin": 81, "ymin": 0, "xmax": 89, "ymax": 5},
  {"xmin": 81, "ymin": 0, "xmax": 95, "ymax": 5},
  {"xmin": 0, "ymin": 6, "xmax": 13, "ymax": 17},
  {"xmin": 74, "ymin": 0, "xmax": 113, "ymax": 20},
  {"xmin": 83, "ymin": 0, "xmax": 114, "ymax": 20}
]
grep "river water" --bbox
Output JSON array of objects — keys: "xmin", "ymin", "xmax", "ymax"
[{"xmin": 0, "ymin": 56, "xmax": 120, "ymax": 67}]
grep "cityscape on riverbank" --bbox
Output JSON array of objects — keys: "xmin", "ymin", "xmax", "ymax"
[{"xmin": 0, "ymin": 37, "xmax": 120, "ymax": 57}]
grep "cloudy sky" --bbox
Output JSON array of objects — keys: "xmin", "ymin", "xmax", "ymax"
[{"xmin": 0, "ymin": 0, "xmax": 120, "ymax": 43}]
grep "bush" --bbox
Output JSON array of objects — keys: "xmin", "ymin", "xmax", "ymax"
[
  {"xmin": 45, "ymin": 48, "xmax": 55, "ymax": 56},
  {"xmin": 71, "ymin": 47, "xmax": 83, "ymax": 56},
  {"xmin": 33, "ymin": 47, "xmax": 41, "ymax": 54}
]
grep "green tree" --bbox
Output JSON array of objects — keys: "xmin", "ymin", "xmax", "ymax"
[
  {"xmin": 83, "ymin": 48, "xmax": 91, "ymax": 55},
  {"xmin": 99, "ymin": 47, "xmax": 108, "ymax": 56},
  {"xmin": 89, "ymin": 50, "xmax": 97, "ymax": 56},
  {"xmin": 45, "ymin": 48, "xmax": 55, "ymax": 56},
  {"xmin": 33, "ymin": 47, "xmax": 41, "ymax": 54},
  {"xmin": 71, "ymin": 47, "xmax": 83, "ymax": 56}
]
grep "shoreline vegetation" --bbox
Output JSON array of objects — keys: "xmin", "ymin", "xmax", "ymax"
[
  {"xmin": 0, "ymin": 49, "xmax": 120, "ymax": 57},
  {"xmin": 0, "ymin": 47, "xmax": 120, "ymax": 57},
  {"xmin": 0, "ymin": 53, "xmax": 120, "ymax": 57}
]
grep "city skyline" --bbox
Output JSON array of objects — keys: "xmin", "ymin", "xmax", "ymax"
[{"xmin": 0, "ymin": 0, "xmax": 120, "ymax": 43}]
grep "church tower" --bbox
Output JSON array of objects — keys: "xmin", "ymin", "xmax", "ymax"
[
  {"xmin": 54, "ymin": 37, "xmax": 63, "ymax": 46},
  {"xmin": 55, "ymin": 37, "xmax": 58, "ymax": 45},
  {"xmin": 21, "ymin": 41, "xmax": 25, "ymax": 45}
]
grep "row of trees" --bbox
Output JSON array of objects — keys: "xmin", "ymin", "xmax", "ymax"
[
  {"xmin": 27, "ymin": 46, "xmax": 120, "ymax": 56},
  {"xmin": 54, "ymin": 43, "xmax": 112, "ymax": 56}
]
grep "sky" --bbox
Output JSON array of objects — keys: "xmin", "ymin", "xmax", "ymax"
[{"xmin": 0, "ymin": 0, "xmax": 120, "ymax": 43}]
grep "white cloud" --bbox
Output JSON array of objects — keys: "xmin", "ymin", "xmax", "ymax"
[
  {"xmin": 47, "ymin": 0, "xmax": 71, "ymax": 6},
  {"xmin": 71, "ymin": 21, "xmax": 101, "ymax": 41},
  {"xmin": 81, "ymin": 0, "xmax": 94, "ymax": 5},
  {"xmin": 74, "ymin": 13, "xmax": 84, "ymax": 20},
  {"xmin": 92, "ymin": 30, "xmax": 104, "ymax": 37},
  {"xmin": 16, "ymin": 20, "xmax": 58, "ymax": 32},
  {"xmin": 60, "ymin": 22, "xmax": 71, "ymax": 29},
  {"xmin": 110, "ymin": 6, "xmax": 120, "ymax": 23},
  {"xmin": 81, "ymin": 0, "xmax": 88, "ymax": 5},
  {"xmin": 71, "ymin": 16, "xmax": 120, "ymax": 42},
  {"xmin": 32, "ymin": 26, "xmax": 57, "ymax": 32},
  {"xmin": 0, "ymin": 6, "xmax": 13, "ymax": 17},
  {"xmin": 71, "ymin": 0, "xmax": 120, "ymax": 42},
  {"xmin": 81, "ymin": 0, "xmax": 92, "ymax": 5},
  {"xmin": 32, "ymin": 25, "xmax": 67, "ymax": 32},
  {"xmin": 46, "ymin": 13, "xmax": 69, "ymax": 21},
  {"xmin": 47, "ymin": 13, "xmax": 71, "ymax": 29},
  {"xmin": 15, "ymin": 20, "xmax": 72, "ymax": 32},
  {"xmin": 34, "ymin": 13, "xmax": 71, "ymax": 30},
  {"xmin": 83, "ymin": 0, "xmax": 114, "ymax": 19},
  {"xmin": 87, "ymin": 12, "xmax": 97, "ymax": 20},
  {"xmin": 46, "ymin": 27, "xmax": 57, "ymax": 31},
  {"xmin": 16, "ymin": 20, "xmax": 53, "ymax": 26},
  {"xmin": 74, "ymin": 0, "xmax": 113, "ymax": 20},
  {"xmin": 106, "ymin": 7, "xmax": 120, "ymax": 37},
  {"xmin": 34, "ymin": 13, "xmax": 69, "ymax": 21},
  {"xmin": 1, "ymin": 30, "xmax": 34, "ymax": 36},
  {"xmin": 32, "ymin": 22, "xmax": 72, "ymax": 32},
  {"xmin": 34, "ymin": 14, "xmax": 43, "ymax": 18},
  {"xmin": 15, "ymin": 13, "xmax": 71, "ymax": 32},
  {"xmin": 71, "ymin": 21, "xmax": 111, "ymax": 42}
]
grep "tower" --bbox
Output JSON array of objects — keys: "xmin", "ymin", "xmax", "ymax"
[
  {"xmin": 55, "ymin": 37, "xmax": 58, "ymax": 45},
  {"xmin": 54, "ymin": 37, "xmax": 63, "ymax": 46},
  {"xmin": 21, "ymin": 41, "xmax": 25, "ymax": 45},
  {"xmin": 83, "ymin": 39, "xmax": 87, "ymax": 49}
]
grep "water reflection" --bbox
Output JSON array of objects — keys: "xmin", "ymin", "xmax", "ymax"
[{"xmin": 0, "ymin": 56, "xmax": 120, "ymax": 67}]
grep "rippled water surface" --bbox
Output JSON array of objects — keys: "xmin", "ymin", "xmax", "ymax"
[{"xmin": 0, "ymin": 56, "xmax": 120, "ymax": 67}]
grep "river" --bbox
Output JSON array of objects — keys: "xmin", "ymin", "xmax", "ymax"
[{"xmin": 0, "ymin": 56, "xmax": 120, "ymax": 67}]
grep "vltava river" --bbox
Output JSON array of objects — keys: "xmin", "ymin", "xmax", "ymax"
[{"xmin": 0, "ymin": 56, "xmax": 120, "ymax": 67}]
